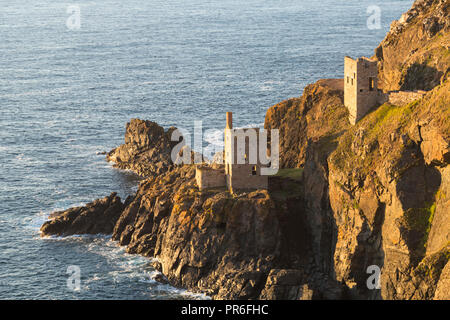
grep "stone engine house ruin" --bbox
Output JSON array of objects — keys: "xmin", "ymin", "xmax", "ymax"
[
  {"xmin": 344, "ymin": 56, "xmax": 379, "ymax": 124},
  {"xmin": 195, "ymin": 112, "xmax": 268, "ymax": 192},
  {"xmin": 344, "ymin": 56, "xmax": 426, "ymax": 124}
]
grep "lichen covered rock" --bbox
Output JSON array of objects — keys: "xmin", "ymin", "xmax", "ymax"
[
  {"xmin": 375, "ymin": 0, "xmax": 450, "ymax": 91},
  {"xmin": 264, "ymin": 79, "xmax": 350, "ymax": 168}
]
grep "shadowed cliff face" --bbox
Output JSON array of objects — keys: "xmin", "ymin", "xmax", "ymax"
[
  {"xmin": 264, "ymin": 79, "xmax": 353, "ymax": 290},
  {"xmin": 375, "ymin": 0, "xmax": 450, "ymax": 91}
]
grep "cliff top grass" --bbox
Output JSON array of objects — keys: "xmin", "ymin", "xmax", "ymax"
[
  {"xmin": 330, "ymin": 102, "xmax": 412, "ymax": 178},
  {"xmin": 269, "ymin": 169, "xmax": 304, "ymax": 201},
  {"xmin": 273, "ymin": 168, "xmax": 303, "ymax": 181}
]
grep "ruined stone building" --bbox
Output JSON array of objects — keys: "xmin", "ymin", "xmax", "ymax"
[
  {"xmin": 195, "ymin": 112, "xmax": 268, "ymax": 192},
  {"xmin": 344, "ymin": 56, "xmax": 426, "ymax": 124},
  {"xmin": 344, "ymin": 56, "xmax": 380, "ymax": 125},
  {"xmin": 224, "ymin": 112, "xmax": 268, "ymax": 191}
]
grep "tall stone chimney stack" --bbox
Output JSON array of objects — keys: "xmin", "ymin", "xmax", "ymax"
[{"xmin": 226, "ymin": 112, "xmax": 233, "ymax": 129}]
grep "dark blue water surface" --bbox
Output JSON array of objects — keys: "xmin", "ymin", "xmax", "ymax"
[{"xmin": 0, "ymin": 0, "xmax": 413, "ymax": 299}]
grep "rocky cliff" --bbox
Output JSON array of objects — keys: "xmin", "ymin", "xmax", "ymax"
[
  {"xmin": 264, "ymin": 79, "xmax": 349, "ymax": 168},
  {"xmin": 375, "ymin": 0, "xmax": 449, "ymax": 91},
  {"xmin": 262, "ymin": 0, "xmax": 450, "ymax": 299},
  {"xmin": 328, "ymin": 80, "xmax": 449, "ymax": 299},
  {"xmin": 41, "ymin": 193, "xmax": 130, "ymax": 237}
]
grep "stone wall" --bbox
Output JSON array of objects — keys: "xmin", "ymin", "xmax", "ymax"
[
  {"xmin": 228, "ymin": 164, "xmax": 268, "ymax": 191},
  {"xmin": 355, "ymin": 58, "xmax": 379, "ymax": 122},
  {"xmin": 344, "ymin": 57, "xmax": 358, "ymax": 124},
  {"xmin": 195, "ymin": 163, "xmax": 268, "ymax": 192},
  {"xmin": 345, "ymin": 57, "xmax": 379, "ymax": 124},
  {"xmin": 195, "ymin": 166, "xmax": 226, "ymax": 190},
  {"xmin": 387, "ymin": 90, "xmax": 426, "ymax": 106}
]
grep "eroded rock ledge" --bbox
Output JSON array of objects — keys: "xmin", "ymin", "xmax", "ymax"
[{"xmin": 40, "ymin": 193, "xmax": 131, "ymax": 237}]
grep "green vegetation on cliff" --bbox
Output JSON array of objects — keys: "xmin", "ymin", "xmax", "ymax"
[{"xmin": 331, "ymin": 80, "xmax": 450, "ymax": 178}]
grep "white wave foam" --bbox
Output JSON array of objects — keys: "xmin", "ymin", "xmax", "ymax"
[
  {"xmin": 31, "ymin": 198, "xmax": 209, "ymax": 300},
  {"xmin": 237, "ymin": 122, "xmax": 264, "ymax": 129}
]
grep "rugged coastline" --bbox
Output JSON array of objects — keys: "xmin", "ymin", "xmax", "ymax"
[{"xmin": 40, "ymin": 0, "xmax": 449, "ymax": 300}]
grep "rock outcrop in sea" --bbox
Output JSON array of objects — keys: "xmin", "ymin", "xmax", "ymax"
[
  {"xmin": 40, "ymin": 0, "xmax": 449, "ymax": 300},
  {"xmin": 106, "ymin": 119, "xmax": 179, "ymax": 177},
  {"xmin": 40, "ymin": 193, "xmax": 130, "ymax": 237}
]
